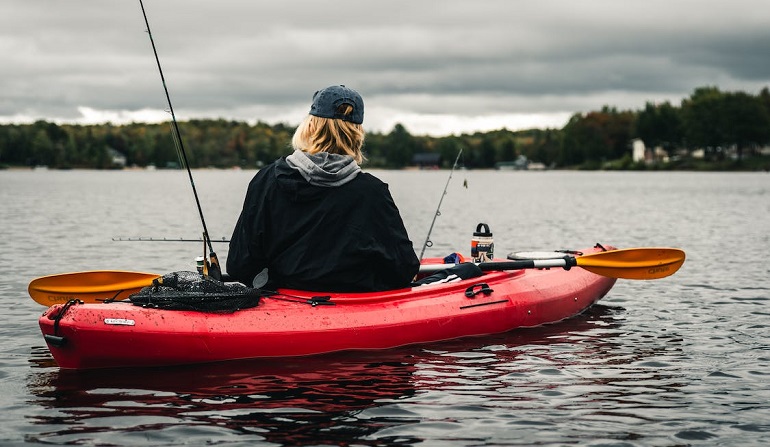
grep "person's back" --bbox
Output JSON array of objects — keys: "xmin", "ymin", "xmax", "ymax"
[{"xmin": 227, "ymin": 85, "xmax": 420, "ymax": 291}]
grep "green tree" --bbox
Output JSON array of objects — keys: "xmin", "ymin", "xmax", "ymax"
[
  {"xmin": 681, "ymin": 87, "xmax": 724, "ymax": 158},
  {"xmin": 434, "ymin": 137, "xmax": 462, "ymax": 168},
  {"xmin": 635, "ymin": 101, "xmax": 683, "ymax": 152},
  {"xmin": 531, "ymin": 129, "xmax": 560, "ymax": 166},
  {"xmin": 720, "ymin": 91, "xmax": 770, "ymax": 160},
  {"xmin": 385, "ymin": 124, "xmax": 416, "ymax": 168},
  {"xmin": 499, "ymin": 138, "xmax": 516, "ymax": 162},
  {"xmin": 478, "ymin": 137, "xmax": 497, "ymax": 168},
  {"xmin": 559, "ymin": 107, "xmax": 634, "ymax": 167},
  {"xmin": 760, "ymin": 87, "xmax": 770, "ymax": 116},
  {"xmin": 30, "ymin": 128, "xmax": 53, "ymax": 166}
]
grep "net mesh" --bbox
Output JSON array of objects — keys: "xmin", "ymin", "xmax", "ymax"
[{"xmin": 129, "ymin": 271, "xmax": 261, "ymax": 313}]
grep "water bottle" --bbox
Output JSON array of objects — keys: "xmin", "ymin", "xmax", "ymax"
[{"xmin": 471, "ymin": 223, "xmax": 494, "ymax": 263}]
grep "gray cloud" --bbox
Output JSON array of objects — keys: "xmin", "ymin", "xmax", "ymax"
[{"xmin": 2, "ymin": 0, "xmax": 768, "ymax": 135}]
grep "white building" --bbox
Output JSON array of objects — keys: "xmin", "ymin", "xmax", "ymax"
[{"xmin": 632, "ymin": 139, "xmax": 646, "ymax": 162}]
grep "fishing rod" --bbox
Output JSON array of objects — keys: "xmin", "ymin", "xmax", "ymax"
[
  {"xmin": 138, "ymin": 0, "xmax": 221, "ymax": 280},
  {"xmin": 419, "ymin": 149, "xmax": 463, "ymax": 261},
  {"xmin": 112, "ymin": 237, "xmax": 230, "ymax": 243}
]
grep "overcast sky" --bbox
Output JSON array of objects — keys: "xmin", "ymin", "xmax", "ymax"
[{"xmin": 2, "ymin": 0, "xmax": 769, "ymax": 136}]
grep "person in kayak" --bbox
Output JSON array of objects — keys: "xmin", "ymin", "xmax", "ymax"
[{"xmin": 227, "ymin": 85, "xmax": 421, "ymax": 292}]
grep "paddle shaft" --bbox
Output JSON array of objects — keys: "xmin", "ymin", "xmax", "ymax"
[
  {"xmin": 419, "ymin": 258, "xmax": 571, "ymax": 273},
  {"xmin": 418, "ymin": 247, "xmax": 685, "ymax": 280}
]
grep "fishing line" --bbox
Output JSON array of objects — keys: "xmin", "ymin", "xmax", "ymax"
[
  {"xmin": 168, "ymin": 121, "xmax": 185, "ymax": 168},
  {"xmin": 419, "ymin": 149, "xmax": 464, "ymax": 261},
  {"xmin": 138, "ymin": 0, "xmax": 221, "ymax": 279}
]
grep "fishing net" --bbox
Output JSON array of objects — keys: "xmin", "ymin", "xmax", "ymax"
[{"xmin": 129, "ymin": 271, "xmax": 262, "ymax": 312}]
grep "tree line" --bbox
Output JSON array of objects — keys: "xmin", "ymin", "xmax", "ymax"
[{"xmin": 1, "ymin": 86, "xmax": 768, "ymax": 170}]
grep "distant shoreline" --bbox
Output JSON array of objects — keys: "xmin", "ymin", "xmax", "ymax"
[{"xmin": 3, "ymin": 161, "xmax": 768, "ymax": 173}]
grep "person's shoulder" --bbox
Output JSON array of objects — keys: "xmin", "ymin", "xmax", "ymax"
[
  {"xmin": 251, "ymin": 157, "xmax": 286, "ymax": 178},
  {"xmin": 246, "ymin": 157, "xmax": 286, "ymax": 191},
  {"xmin": 350, "ymin": 172, "xmax": 394, "ymax": 203},
  {"xmin": 265, "ymin": 156, "xmax": 288, "ymax": 172},
  {"xmin": 355, "ymin": 171, "xmax": 388, "ymax": 188}
]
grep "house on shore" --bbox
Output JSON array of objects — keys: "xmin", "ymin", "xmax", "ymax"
[
  {"xmin": 412, "ymin": 153, "xmax": 442, "ymax": 169},
  {"xmin": 106, "ymin": 147, "xmax": 127, "ymax": 169},
  {"xmin": 495, "ymin": 155, "xmax": 530, "ymax": 170}
]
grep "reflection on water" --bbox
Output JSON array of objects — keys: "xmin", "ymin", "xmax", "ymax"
[
  {"xmin": 28, "ymin": 355, "xmax": 418, "ymax": 445},
  {"xmin": 22, "ymin": 305, "xmax": 698, "ymax": 446}
]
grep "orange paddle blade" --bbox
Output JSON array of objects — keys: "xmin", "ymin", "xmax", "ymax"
[
  {"xmin": 28, "ymin": 271, "xmax": 159, "ymax": 306},
  {"xmin": 576, "ymin": 247, "xmax": 685, "ymax": 280}
]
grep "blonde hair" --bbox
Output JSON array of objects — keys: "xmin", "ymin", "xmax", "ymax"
[{"xmin": 291, "ymin": 104, "xmax": 365, "ymax": 164}]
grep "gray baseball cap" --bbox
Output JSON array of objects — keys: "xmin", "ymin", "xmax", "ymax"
[{"xmin": 309, "ymin": 85, "xmax": 364, "ymax": 124}]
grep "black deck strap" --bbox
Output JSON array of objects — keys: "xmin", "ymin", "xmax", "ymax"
[
  {"xmin": 262, "ymin": 291, "xmax": 336, "ymax": 306},
  {"xmin": 594, "ymin": 243, "xmax": 608, "ymax": 252},
  {"xmin": 465, "ymin": 283, "xmax": 494, "ymax": 298},
  {"xmin": 100, "ymin": 289, "xmax": 126, "ymax": 304},
  {"xmin": 51, "ymin": 299, "xmax": 82, "ymax": 336},
  {"xmin": 556, "ymin": 249, "xmax": 583, "ymax": 255},
  {"xmin": 308, "ymin": 296, "xmax": 334, "ymax": 306}
]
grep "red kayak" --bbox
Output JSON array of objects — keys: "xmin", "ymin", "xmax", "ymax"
[{"xmin": 39, "ymin": 246, "xmax": 617, "ymax": 369}]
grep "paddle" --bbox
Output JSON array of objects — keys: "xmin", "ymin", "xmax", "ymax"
[
  {"xmin": 418, "ymin": 247, "xmax": 685, "ymax": 280},
  {"xmin": 28, "ymin": 271, "xmax": 160, "ymax": 306},
  {"xmin": 28, "ymin": 248, "xmax": 685, "ymax": 306}
]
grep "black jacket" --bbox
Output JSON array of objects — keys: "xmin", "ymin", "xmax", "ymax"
[{"xmin": 227, "ymin": 156, "xmax": 420, "ymax": 292}]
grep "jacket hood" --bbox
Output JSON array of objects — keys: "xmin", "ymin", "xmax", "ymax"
[
  {"xmin": 285, "ymin": 149, "xmax": 360, "ymax": 187},
  {"xmin": 275, "ymin": 150, "xmax": 361, "ymax": 202}
]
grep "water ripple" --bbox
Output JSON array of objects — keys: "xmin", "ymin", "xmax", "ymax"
[{"xmin": 3, "ymin": 171, "xmax": 770, "ymax": 446}]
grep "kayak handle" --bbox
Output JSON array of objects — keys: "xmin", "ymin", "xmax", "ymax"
[{"xmin": 465, "ymin": 283, "xmax": 494, "ymax": 298}]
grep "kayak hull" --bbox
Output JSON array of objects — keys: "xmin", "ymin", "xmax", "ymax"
[{"xmin": 39, "ymin": 248, "xmax": 616, "ymax": 369}]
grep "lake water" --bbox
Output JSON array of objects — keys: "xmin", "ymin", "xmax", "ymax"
[{"xmin": 1, "ymin": 168, "xmax": 768, "ymax": 446}]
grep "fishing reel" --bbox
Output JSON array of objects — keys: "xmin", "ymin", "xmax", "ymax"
[{"xmin": 195, "ymin": 234, "xmax": 222, "ymax": 281}]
